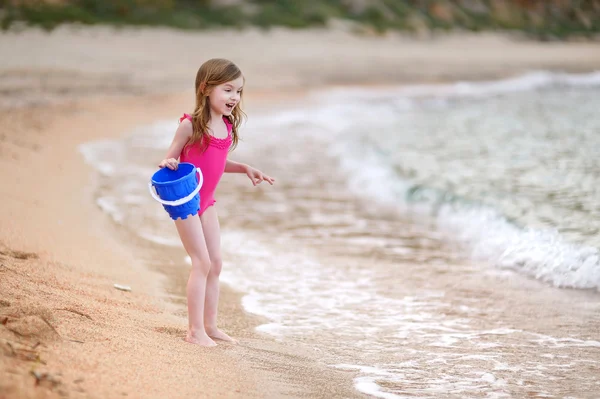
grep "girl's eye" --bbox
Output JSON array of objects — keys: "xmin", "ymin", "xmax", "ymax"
[{"xmin": 225, "ymin": 89, "xmax": 231, "ymax": 92}]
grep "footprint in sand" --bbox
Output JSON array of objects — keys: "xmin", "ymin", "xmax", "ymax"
[
  {"xmin": 1, "ymin": 304, "xmax": 60, "ymax": 343},
  {"xmin": 0, "ymin": 249, "xmax": 39, "ymax": 260}
]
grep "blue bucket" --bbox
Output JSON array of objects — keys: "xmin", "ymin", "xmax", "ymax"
[{"xmin": 148, "ymin": 162, "xmax": 203, "ymax": 220}]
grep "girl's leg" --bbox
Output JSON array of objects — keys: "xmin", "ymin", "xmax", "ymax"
[
  {"xmin": 200, "ymin": 205, "xmax": 236, "ymax": 343},
  {"xmin": 174, "ymin": 216, "xmax": 216, "ymax": 347}
]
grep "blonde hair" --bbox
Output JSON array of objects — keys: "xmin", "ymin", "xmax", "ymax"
[{"xmin": 189, "ymin": 58, "xmax": 245, "ymax": 152}]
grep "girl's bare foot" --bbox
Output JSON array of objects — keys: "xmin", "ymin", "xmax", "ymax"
[
  {"xmin": 206, "ymin": 328, "xmax": 238, "ymax": 344},
  {"xmin": 185, "ymin": 331, "xmax": 217, "ymax": 347}
]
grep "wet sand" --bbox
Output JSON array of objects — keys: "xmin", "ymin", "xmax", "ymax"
[{"xmin": 1, "ymin": 25, "xmax": 600, "ymax": 398}]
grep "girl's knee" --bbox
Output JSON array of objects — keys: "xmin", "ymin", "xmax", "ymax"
[
  {"xmin": 190, "ymin": 255, "xmax": 211, "ymax": 275},
  {"xmin": 210, "ymin": 257, "xmax": 223, "ymax": 276}
]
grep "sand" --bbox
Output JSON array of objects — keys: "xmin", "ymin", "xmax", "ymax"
[{"xmin": 1, "ymin": 25, "xmax": 599, "ymax": 398}]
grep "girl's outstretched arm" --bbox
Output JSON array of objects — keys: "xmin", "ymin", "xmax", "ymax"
[
  {"xmin": 158, "ymin": 119, "xmax": 193, "ymax": 170},
  {"xmin": 224, "ymin": 159, "xmax": 249, "ymax": 174},
  {"xmin": 225, "ymin": 159, "xmax": 275, "ymax": 186}
]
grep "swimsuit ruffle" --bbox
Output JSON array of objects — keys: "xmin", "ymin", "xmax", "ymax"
[{"xmin": 180, "ymin": 113, "xmax": 232, "ymax": 150}]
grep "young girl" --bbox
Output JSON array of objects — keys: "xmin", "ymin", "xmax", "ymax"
[{"xmin": 158, "ymin": 58, "xmax": 274, "ymax": 347}]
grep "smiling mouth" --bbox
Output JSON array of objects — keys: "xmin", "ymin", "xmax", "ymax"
[{"xmin": 226, "ymin": 103, "xmax": 235, "ymax": 110}]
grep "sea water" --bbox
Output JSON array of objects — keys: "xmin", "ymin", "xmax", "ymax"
[{"xmin": 80, "ymin": 71, "xmax": 600, "ymax": 398}]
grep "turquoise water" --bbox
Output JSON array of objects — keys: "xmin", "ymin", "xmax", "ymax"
[{"xmin": 325, "ymin": 74, "xmax": 600, "ymax": 291}]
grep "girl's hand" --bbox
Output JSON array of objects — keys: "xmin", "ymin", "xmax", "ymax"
[
  {"xmin": 246, "ymin": 167, "xmax": 275, "ymax": 186},
  {"xmin": 158, "ymin": 158, "xmax": 179, "ymax": 170}
]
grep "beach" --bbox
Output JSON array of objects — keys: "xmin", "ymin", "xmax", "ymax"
[{"xmin": 1, "ymin": 26, "xmax": 600, "ymax": 398}]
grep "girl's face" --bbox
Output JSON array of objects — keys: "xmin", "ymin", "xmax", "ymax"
[{"xmin": 208, "ymin": 76, "xmax": 244, "ymax": 116}]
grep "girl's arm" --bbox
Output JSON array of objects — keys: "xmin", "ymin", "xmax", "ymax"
[
  {"xmin": 227, "ymin": 158, "xmax": 275, "ymax": 186},
  {"xmin": 158, "ymin": 119, "xmax": 193, "ymax": 170},
  {"xmin": 225, "ymin": 159, "xmax": 249, "ymax": 174}
]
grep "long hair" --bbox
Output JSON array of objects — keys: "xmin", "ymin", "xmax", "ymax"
[{"xmin": 189, "ymin": 58, "xmax": 245, "ymax": 152}]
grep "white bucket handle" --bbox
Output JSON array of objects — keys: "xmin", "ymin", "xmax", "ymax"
[{"xmin": 148, "ymin": 167, "xmax": 203, "ymax": 206}]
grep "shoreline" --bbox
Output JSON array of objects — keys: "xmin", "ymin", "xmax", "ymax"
[
  {"xmin": 2, "ymin": 26, "xmax": 600, "ymax": 398},
  {"xmin": 0, "ymin": 92, "xmax": 362, "ymax": 398}
]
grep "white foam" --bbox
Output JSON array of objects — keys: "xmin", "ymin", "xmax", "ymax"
[
  {"xmin": 355, "ymin": 377, "xmax": 407, "ymax": 399},
  {"xmin": 124, "ymin": 120, "xmax": 179, "ymax": 150},
  {"xmin": 334, "ymin": 365, "xmax": 410, "ymax": 399},
  {"xmin": 529, "ymin": 333, "xmax": 600, "ymax": 349},
  {"xmin": 334, "ymin": 362, "xmax": 514, "ymax": 399},
  {"xmin": 220, "ymin": 229, "xmax": 467, "ymax": 341},
  {"xmin": 480, "ymin": 373, "xmax": 496, "ymax": 383},
  {"xmin": 78, "ymin": 117, "xmax": 187, "ymax": 250},
  {"xmin": 219, "ymin": 229, "xmax": 591, "ymax": 398},
  {"xmin": 137, "ymin": 231, "xmax": 182, "ymax": 247},
  {"xmin": 329, "ymin": 139, "xmax": 412, "ymax": 207},
  {"xmin": 79, "ymin": 140, "xmax": 122, "ymax": 176},
  {"xmin": 437, "ymin": 205, "xmax": 600, "ymax": 291},
  {"xmin": 96, "ymin": 196, "xmax": 124, "ymax": 224}
]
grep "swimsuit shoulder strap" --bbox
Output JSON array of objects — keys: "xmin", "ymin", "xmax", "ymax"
[
  {"xmin": 179, "ymin": 113, "xmax": 192, "ymax": 123},
  {"xmin": 222, "ymin": 116, "xmax": 233, "ymax": 133}
]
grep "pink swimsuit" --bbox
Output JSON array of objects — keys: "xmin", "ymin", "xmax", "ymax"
[{"xmin": 179, "ymin": 113, "xmax": 232, "ymax": 216}]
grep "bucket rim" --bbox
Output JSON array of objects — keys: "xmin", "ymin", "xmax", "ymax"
[{"xmin": 151, "ymin": 162, "xmax": 197, "ymax": 186}]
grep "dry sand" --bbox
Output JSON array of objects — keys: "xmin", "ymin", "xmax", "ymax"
[{"xmin": 1, "ymin": 25, "xmax": 599, "ymax": 398}]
